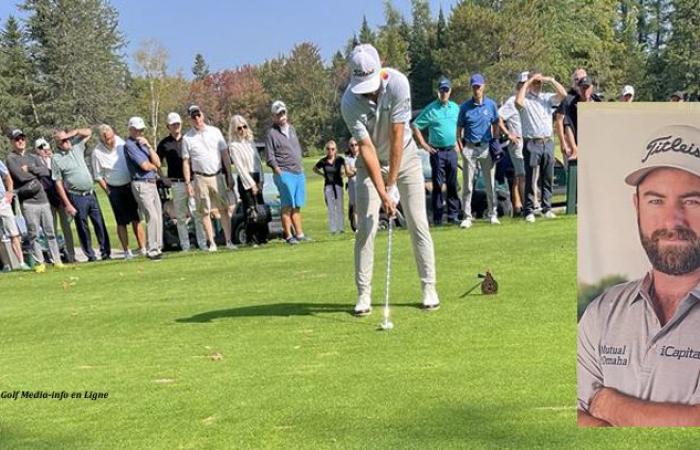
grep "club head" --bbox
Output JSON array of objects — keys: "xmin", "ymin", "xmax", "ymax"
[{"xmin": 379, "ymin": 320, "xmax": 394, "ymax": 331}]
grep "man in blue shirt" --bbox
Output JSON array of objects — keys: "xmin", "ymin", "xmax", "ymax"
[
  {"xmin": 124, "ymin": 116, "xmax": 163, "ymax": 261},
  {"xmin": 456, "ymin": 73, "xmax": 500, "ymax": 228},
  {"xmin": 413, "ymin": 77, "xmax": 461, "ymax": 225}
]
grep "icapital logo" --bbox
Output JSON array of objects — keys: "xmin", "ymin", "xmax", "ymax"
[
  {"xmin": 660, "ymin": 346, "xmax": 700, "ymax": 360},
  {"xmin": 642, "ymin": 135, "xmax": 700, "ymax": 163}
]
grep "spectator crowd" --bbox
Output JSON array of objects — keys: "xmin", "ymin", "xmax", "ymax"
[{"xmin": 0, "ymin": 59, "xmax": 690, "ymax": 273}]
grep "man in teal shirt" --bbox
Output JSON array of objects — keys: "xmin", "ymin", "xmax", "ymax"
[{"xmin": 412, "ymin": 77, "xmax": 461, "ymax": 225}]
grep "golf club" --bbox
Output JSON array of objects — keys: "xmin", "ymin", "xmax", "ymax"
[{"xmin": 380, "ymin": 216, "xmax": 394, "ymax": 331}]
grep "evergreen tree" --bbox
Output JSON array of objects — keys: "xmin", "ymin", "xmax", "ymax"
[
  {"xmin": 358, "ymin": 15, "xmax": 376, "ymax": 45},
  {"xmin": 659, "ymin": 0, "xmax": 700, "ymax": 99},
  {"xmin": 376, "ymin": 0, "xmax": 410, "ymax": 72},
  {"xmin": 192, "ymin": 53, "xmax": 210, "ymax": 80},
  {"xmin": 408, "ymin": 0, "xmax": 436, "ymax": 109}
]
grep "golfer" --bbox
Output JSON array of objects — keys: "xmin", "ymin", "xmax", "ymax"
[
  {"xmin": 578, "ymin": 124, "xmax": 700, "ymax": 427},
  {"xmin": 340, "ymin": 44, "xmax": 439, "ymax": 316}
]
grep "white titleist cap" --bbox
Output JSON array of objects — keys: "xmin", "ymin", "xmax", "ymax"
[
  {"xmin": 166, "ymin": 112, "xmax": 181, "ymax": 125},
  {"xmin": 127, "ymin": 116, "xmax": 146, "ymax": 130},
  {"xmin": 625, "ymin": 125, "xmax": 700, "ymax": 186},
  {"xmin": 621, "ymin": 85, "xmax": 635, "ymax": 96},
  {"xmin": 349, "ymin": 44, "xmax": 382, "ymax": 95},
  {"xmin": 271, "ymin": 100, "xmax": 287, "ymax": 115}
]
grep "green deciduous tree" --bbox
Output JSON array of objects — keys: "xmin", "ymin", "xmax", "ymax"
[{"xmin": 376, "ymin": 1, "xmax": 410, "ymax": 73}]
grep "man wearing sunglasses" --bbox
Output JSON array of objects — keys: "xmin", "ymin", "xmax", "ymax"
[
  {"xmin": 412, "ymin": 77, "xmax": 461, "ymax": 226},
  {"xmin": 6, "ymin": 129, "xmax": 63, "ymax": 271},
  {"xmin": 340, "ymin": 44, "xmax": 439, "ymax": 315},
  {"xmin": 52, "ymin": 127, "xmax": 111, "ymax": 262}
]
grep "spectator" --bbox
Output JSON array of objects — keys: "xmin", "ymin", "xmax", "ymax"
[
  {"xmin": 182, "ymin": 105, "xmax": 236, "ymax": 252},
  {"xmin": 123, "ymin": 117, "xmax": 163, "ymax": 261},
  {"xmin": 6, "ymin": 129, "xmax": 63, "ymax": 271},
  {"xmin": 498, "ymin": 72, "xmax": 529, "ymax": 216},
  {"xmin": 619, "ymin": 85, "xmax": 635, "ymax": 102},
  {"xmin": 340, "ymin": 43, "xmax": 439, "ymax": 315},
  {"xmin": 157, "ymin": 112, "xmax": 207, "ymax": 252},
  {"xmin": 556, "ymin": 75, "xmax": 602, "ymax": 161},
  {"xmin": 228, "ymin": 114, "xmax": 269, "ymax": 247},
  {"xmin": 515, "ymin": 70, "xmax": 568, "ymax": 223},
  {"xmin": 34, "ymin": 137, "xmax": 75, "ymax": 263},
  {"xmin": 313, "ymin": 140, "xmax": 350, "ymax": 234},
  {"xmin": 52, "ymin": 127, "xmax": 111, "ymax": 261},
  {"xmin": 345, "ymin": 138, "xmax": 359, "ymax": 232},
  {"xmin": 555, "ymin": 68, "xmax": 588, "ymax": 164},
  {"xmin": 456, "ymin": 73, "xmax": 501, "ymax": 227},
  {"xmin": 92, "ymin": 124, "xmax": 146, "ymax": 259},
  {"xmin": 412, "ymin": 76, "xmax": 461, "ymax": 226},
  {"xmin": 670, "ymin": 91, "xmax": 686, "ymax": 102},
  {"xmin": 0, "ymin": 159, "xmax": 31, "ymax": 271},
  {"xmin": 265, "ymin": 100, "xmax": 310, "ymax": 245}
]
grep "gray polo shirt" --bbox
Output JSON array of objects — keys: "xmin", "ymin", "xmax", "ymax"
[
  {"xmin": 52, "ymin": 140, "xmax": 94, "ymax": 193},
  {"xmin": 577, "ymin": 273, "xmax": 700, "ymax": 412},
  {"xmin": 518, "ymin": 91, "xmax": 559, "ymax": 138},
  {"xmin": 341, "ymin": 67, "xmax": 417, "ymax": 166},
  {"xmin": 265, "ymin": 124, "xmax": 303, "ymax": 174}
]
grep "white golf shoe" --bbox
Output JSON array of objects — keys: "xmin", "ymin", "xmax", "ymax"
[
  {"xmin": 525, "ymin": 214, "xmax": 536, "ymax": 223},
  {"xmin": 421, "ymin": 283, "xmax": 440, "ymax": 311},
  {"xmin": 459, "ymin": 218, "xmax": 473, "ymax": 229},
  {"xmin": 354, "ymin": 294, "xmax": 372, "ymax": 317},
  {"xmin": 544, "ymin": 210, "xmax": 557, "ymax": 219},
  {"xmin": 489, "ymin": 216, "xmax": 501, "ymax": 225}
]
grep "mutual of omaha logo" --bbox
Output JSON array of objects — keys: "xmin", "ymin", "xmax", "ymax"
[
  {"xmin": 660, "ymin": 346, "xmax": 700, "ymax": 361},
  {"xmin": 642, "ymin": 135, "xmax": 700, "ymax": 163},
  {"xmin": 599, "ymin": 344, "xmax": 628, "ymax": 366}
]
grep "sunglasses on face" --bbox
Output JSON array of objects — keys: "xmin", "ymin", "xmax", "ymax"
[
  {"xmin": 349, "ymin": 143, "xmax": 358, "ymax": 147},
  {"xmin": 439, "ymin": 88, "xmax": 450, "ymax": 93},
  {"xmin": 190, "ymin": 113, "xmax": 202, "ymax": 119},
  {"xmin": 237, "ymin": 125, "xmax": 248, "ymax": 131},
  {"xmin": 14, "ymin": 136, "xmax": 25, "ymax": 142}
]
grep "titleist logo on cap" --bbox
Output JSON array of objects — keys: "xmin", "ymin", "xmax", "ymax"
[
  {"xmin": 642, "ymin": 135, "xmax": 700, "ymax": 163},
  {"xmin": 353, "ymin": 67, "xmax": 375, "ymax": 78}
]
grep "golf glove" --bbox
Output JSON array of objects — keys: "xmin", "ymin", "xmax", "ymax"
[{"xmin": 387, "ymin": 184, "xmax": 400, "ymax": 206}]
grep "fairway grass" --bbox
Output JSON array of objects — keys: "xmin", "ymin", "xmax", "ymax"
[{"xmin": 2, "ymin": 171, "xmax": 700, "ymax": 448}]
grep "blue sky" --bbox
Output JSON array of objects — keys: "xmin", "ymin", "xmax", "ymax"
[{"xmin": 1, "ymin": 0, "xmax": 457, "ymax": 76}]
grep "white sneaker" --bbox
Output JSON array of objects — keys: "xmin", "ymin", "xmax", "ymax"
[
  {"xmin": 226, "ymin": 241, "xmax": 238, "ymax": 250},
  {"xmin": 459, "ymin": 218, "xmax": 473, "ymax": 229},
  {"xmin": 489, "ymin": 216, "xmax": 501, "ymax": 225},
  {"xmin": 208, "ymin": 244, "xmax": 218, "ymax": 252},
  {"xmin": 124, "ymin": 250, "xmax": 134, "ymax": 260},
  {"xmin": 421, "ymin": 283, "xmax": 440, "ymax": 311},
  {"xmin": 354, "ymin": 294, "xmax": 372, "ymax": 316},
  {"xmin": 525, "ymin": 214, "xmax": 536, "ymax": 223},
  {"xmin": 534, "ymin": 207, "xmax": 543, "ymax": 216},
  {"xmin": 140, "ymin": 248, "xmax": 148, "ymax": 257},
  {"xmin": 544, "ymin": 211, "xmax": 557, "ymax": 219}
]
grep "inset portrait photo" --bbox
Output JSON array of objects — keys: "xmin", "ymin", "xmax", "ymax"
[{"xmin": 577, "ymin": 103, "xmax": 700, "ymax": 427}]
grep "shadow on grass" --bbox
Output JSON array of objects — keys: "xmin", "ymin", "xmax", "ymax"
[{"xmin": 175, "ymin": 302, "xmax": 421, "ymax": 323}]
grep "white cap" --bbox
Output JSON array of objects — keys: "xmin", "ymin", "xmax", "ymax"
[
  {"xmin": 621, "ymin": 85, "xmax": 635, "ymax": 96},
  {"xmin": 517, "ymin": 71, "xmax": 529, "ymax": 83},
  {"xmin": 166, "ymin": 112, "xmax": 181, "ymax": 125},
  {"xmin": 625, "ymin": 125, "xmax": 700, "ymax": 186},
  {"xmin": 128, "ymin": 116, "xmax": 146, "ymax": 130},
  {"xmin": 35, "ymin": 137, "xmax": 49, "ymax": 149},
  {"xmin": 271, "ymin": 100, "xmax": 287, "ymax": 115},
  {"xmin": 349, "ymin": 44, "xmax": 382, "ymax": 95}
]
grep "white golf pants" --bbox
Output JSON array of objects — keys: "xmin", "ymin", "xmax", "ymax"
[
  {"xmin": 172, "ymin": 182, "xmax": 206, "ymax": 250},
  {"xmin": 324, "ymin": 184, "xmax": 344, "ymax": 233}
]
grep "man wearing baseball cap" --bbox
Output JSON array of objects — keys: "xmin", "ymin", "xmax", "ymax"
[
  {"xmin": 457, "ymin": 73, "xmax": 501, "ymax": 227},
  {"xmin": 578, "ymin": 124, "xmax": 700, "ymax": 427},
  {"xmin": 340, "ymin": 43, "xmax": 439, "ymax": 315},
  {"xmin": 619, "ymin": 85, "xmax": 635, "ymax": 102},
  {"xmin": 157, "ymin": 112, "xmax": 207, "ymax": 252},
  {"xmin": 670, "ymin": 91, "xmax": 686, "ymax": 102},
  {"xmin": 412, "ymin": 76, "xmax": 461, "ymax": 226},
  {"xmin": 124, "ymin": 116, "xmax": 163, "ymax": 261},
  {"xmin": 52, "ymin": 126, "xmax": 111, "ymax": 262}
]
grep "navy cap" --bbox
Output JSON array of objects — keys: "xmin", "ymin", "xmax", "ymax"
[
  {"xmin": 470, "ymin": 73, "xmax": 485, "ymax": 86},
  {"xmin": 577, "ymin": 76, "xmax": 592, "ymax": 87},
  {"xmin": 9, "ymin": 129, "xmax": 25, "ymax": 140},
  {"xmin": 438, "ymin": 77, "xmax": 452, "ymax": 90}
]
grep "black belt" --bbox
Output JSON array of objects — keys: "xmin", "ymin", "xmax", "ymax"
[
  {"xmin": 169, "ymin": 178, "xmax": 186, "ymax": 183},
  {"xmin": 468, "ymin": 141, "xmax": 486, "ymax": 147},
  {"xmin": 194, "ymin": 170, "xmax": 221, "ymax": 177},
  {"xmin": 434, "ymin": 146, "xmax": 455, "ymax": 151},
  {"xmin": 524, "ymin": 137, "xmax": 552, "ymax": 144},
  {"xmin": 134, "ymin": 178, "xmax": 157, "ymax": 184},
  {"xmin": 69, "ymin": 190, "xmax": 94, "ymax": 197}
]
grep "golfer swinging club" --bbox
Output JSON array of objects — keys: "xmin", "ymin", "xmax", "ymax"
[{"xmin": 341, "ymin": 44, "xmax": 440, "ymax": 317}]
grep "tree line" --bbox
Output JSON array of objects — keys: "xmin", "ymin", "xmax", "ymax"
[{"xmin": 1, "ymin": 0, "xmax": 698, "ymax": 159}]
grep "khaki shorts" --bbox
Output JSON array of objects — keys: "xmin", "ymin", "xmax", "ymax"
[
  {"xmin": 0, "ymin": 203, "xmax": 20, "ymax": 237},
  {"xmin": 194, "ymin": 174, "xmax": 230, "ymax": 215}
]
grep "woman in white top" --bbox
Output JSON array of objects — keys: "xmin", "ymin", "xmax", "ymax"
[{"xmin": 228, "ymin": 115, "xmax": 269, "ymax": 246}]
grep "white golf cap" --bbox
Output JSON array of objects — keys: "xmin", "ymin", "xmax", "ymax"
[
  {"xmin": 128, "ymin": 116, "xmax": 146, "ymax": 130},
  {"xmin": 349, "ymin": 44, "xmax": 382, "ymax": 95},
  {"xmin": 166, "ymin": 112, "xmax": 182, "ymax": 125},
  {"xmin": 35, "ymin": 137, "xmax": 49, "ymax": 149},
  {"xmin": 621, "ymin": 85, "xmax": 635, "ymax": 96},
  {"xmin": 625, "ymin": 125, "xmax": 700, "ymax": 186},
  {"xmin": 271, "ymin": 100, "xmax": 287, "ymax": 115},
  {"xmin": 516, "ymin": 71, "xmax": 529, "ymax": 83}
]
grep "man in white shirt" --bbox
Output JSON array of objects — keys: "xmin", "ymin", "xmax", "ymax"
[
  {"xmin": 340, "ymin": 44, "xmax": 439, "ymax": 316},
  {"xmin": 182, "ymin": 105, "xmax": 236, "ymax": 251},
  {"xmin": 92, "ymin": 124, "xmax": 146, "ymax": 259}
]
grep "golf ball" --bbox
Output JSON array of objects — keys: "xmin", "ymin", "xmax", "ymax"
[{"xmin": 381, "ymin": 321, "xmax": 394, "ymax": 330}]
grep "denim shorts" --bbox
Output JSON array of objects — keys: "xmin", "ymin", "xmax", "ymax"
[{"xmin": 274, "ymin": 171, "xmax": 306, "ymax": 208}]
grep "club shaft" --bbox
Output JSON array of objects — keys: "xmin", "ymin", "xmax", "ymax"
[{"xmin": 384, "ymin": 217, "xmax": 393, "ymax": 322}]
